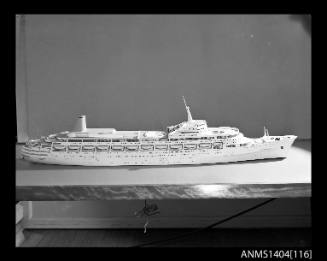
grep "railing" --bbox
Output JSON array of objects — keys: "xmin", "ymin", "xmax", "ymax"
[{"xmin": 47, "ymin": 141, "xmax": 226, "ymax": 153}]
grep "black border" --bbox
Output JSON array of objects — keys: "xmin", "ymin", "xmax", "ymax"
[{"xmin": 9, "ymin": 10, "xmax": 312, "ymax": 256}]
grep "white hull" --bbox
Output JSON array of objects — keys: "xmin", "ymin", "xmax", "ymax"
[{"xmin": 22, "ymin": 138, "xmax": 295, "ymax": 166}]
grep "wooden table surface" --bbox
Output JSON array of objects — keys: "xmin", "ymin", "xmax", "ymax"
[{"xmin": 16, "ymin": 140, "xmax": 311, "ymax": 200}]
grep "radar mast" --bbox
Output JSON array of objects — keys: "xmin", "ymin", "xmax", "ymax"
[{"xmin": 182, "ymin": 96, "xmax": 193, "ymax": 122}]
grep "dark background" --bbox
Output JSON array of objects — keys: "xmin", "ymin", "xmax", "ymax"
[{"xmin": 16, "ymin": 14, "xmax": 311, "ymax": 141}]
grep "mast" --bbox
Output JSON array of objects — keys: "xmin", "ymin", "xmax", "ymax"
[
  {"xmin": 264, "ymin": 126, "xmax": 269, "ymax": 136},
  {"xmin": 182, "ymin": 96, "xmax": 193, "ymax": 121}
]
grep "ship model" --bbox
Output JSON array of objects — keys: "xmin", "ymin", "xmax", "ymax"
[{"xmin": 21, "ymin": 98, "xmax": 297, "ymax": 166}]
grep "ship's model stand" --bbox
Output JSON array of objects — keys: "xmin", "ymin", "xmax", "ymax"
[{"xmin": 22, "ymin": 98, "xmax": 297, "ymax": 166}]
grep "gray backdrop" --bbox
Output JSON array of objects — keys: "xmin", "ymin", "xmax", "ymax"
[{"xmin": 17, "ymin": 15, "xmax": 311, "ymax": 140}]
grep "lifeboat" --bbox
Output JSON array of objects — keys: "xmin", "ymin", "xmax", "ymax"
[
  {"xmin": 68, "ymin": 145, "xmax": 80, "ymax": 151},
  {"xmin": 82, "ymin": 145, "xmax": 95, "ymax": 151},
  {"xmin": 96, "ymin": 145, "xmax": 108, "ymax": 151},
  {"xmin": 126, "ymin": 145, "xmax": 139, "ymax": 151},
  {"xmin": 170, "ymin": 144, "xmax": 183, "ymax": 150},
  {"xmin": 155, "ymin": 144, "xmax": 168, "ymax": 150},
  {"xmin": 141, "ymin": 145, "xmax": 154, "ymax": 151},
  {"xmin": 199, "ymin": 143, "xmax": 212, "ymax": 149},
  {"xmin": 213, "ymin": 142, "xmax": 223, "ymax": 149},
  {"xmin": 53, "ymin": 147, "xmax": 66, "ymax": 151},
  {"xmin": 183, "ymin": 144, "xmax": 197, "ymax": 150},
  {"xmin": 53, "ymin": 143, "xmax": 66, "ymax": 150},
  {"xmin": 41, "ymin": 142, "xmax": 52, "ymax": 148},
  {"xmin": 111, "ymin": 145, "xmax": 124, "ymax": 151}
]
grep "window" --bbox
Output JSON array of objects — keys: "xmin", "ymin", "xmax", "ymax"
[
  {"xmin": 98, "ymin": 139, "xmax": 110, "ymax": 142},
  {"xmin": 68, "ymin": 139, "xmax": 82, "ymax": 142},
  {"xmin": 83, "ymin": 139, "xmax": 96, "ymax": 142}
]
